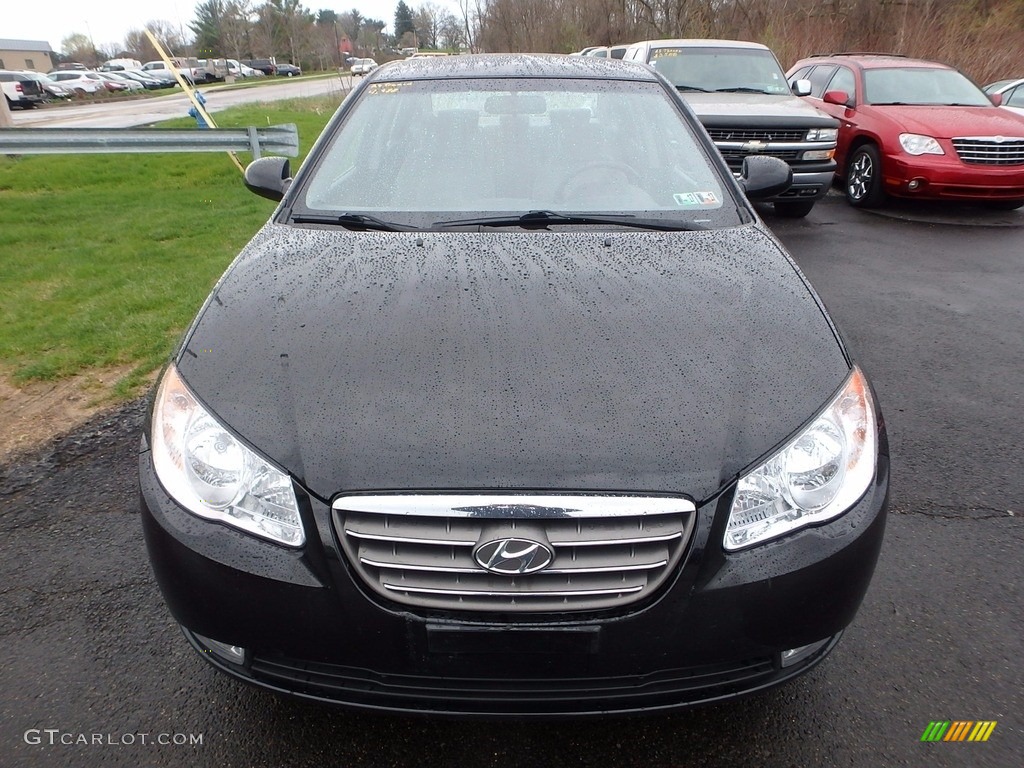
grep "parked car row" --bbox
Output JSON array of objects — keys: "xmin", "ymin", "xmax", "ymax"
[
  {"xmin": 573, "ymin": 40, "xmax": 1024, "ymax": 212},
  {"xmin": 4, "ymin": 57, "xmax": 305, "ymax": 109},
  {"xmin": 47, "ymin": 68, "xmax": 172, "ymax": 94}
]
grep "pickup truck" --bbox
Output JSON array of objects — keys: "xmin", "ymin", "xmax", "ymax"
[
  {"xmin": 141, "ymin": 58, "xmax": 203, "ymax": 85},
  {"xmin": 1, "ymin": 70, "xmax": 45, "ymax": 108},
  {"xmin": 624, "ymin": 39, "xmax": 839, "ymax": 217}
]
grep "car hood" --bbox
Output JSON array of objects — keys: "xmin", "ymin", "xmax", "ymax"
[
  {"xmin": 684, "ymin": 92, "xmax": 838, "ymax": 128},
  {"xmin": 176, "ymin": 225, "xmax": 849, "ymax": 503},
  {"xmin": 869, "ymin": 105, "xmax": 1024, "ymax": 139}
]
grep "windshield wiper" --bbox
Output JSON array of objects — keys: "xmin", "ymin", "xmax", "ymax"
[
  {"xmin": 432, "ymin": 210, "xmax": 704, "ymax": 232},
  {"xmin": 715, "ymin": 86, "xmax": 770, "ymax": 94},
  {"xmin": 675, "ymin": 84, "xmax": 712, "ymax": 93},
  {"xmin": 290, "ymin": 212, "xmax": 416, "ymax": 232}
]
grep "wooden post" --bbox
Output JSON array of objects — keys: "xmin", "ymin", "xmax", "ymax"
[{"xmin": 0, "ymin": 94, "xmax": 13, "ymax": 128}]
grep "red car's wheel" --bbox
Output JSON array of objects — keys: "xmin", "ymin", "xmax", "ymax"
[{"xmin": 845, "ymin": 144, "xmax": 886, "ymax": 208}]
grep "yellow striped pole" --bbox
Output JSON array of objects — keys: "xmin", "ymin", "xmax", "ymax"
[{"xmin": 142, "ymin": 30, "xmax": 245, "ymax": 174}]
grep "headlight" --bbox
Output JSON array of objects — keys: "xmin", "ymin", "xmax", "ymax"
[
  {"xmin": 151, "ymin": 365, "xmax": 305, "ymax": 547},
  {"xmin": 725, "ymin": 366, "xmax": 877, "ymax": 551},
  {"xmin": 806, "ymin": 128, "xmax": 838, "ymax": 142},
  {"xmin": 899, "ymin": 133, "xmax": 944, "ymax": 156}
]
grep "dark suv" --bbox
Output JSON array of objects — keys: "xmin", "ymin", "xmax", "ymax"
[{"xmin": 243, "ymin": 58, "xmax": 277, "ymax": 76}]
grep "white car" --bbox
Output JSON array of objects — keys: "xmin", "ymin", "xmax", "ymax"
[
  {"xmin": 142, "ymin": 59, "xmax": 202, "ymax": 84},
  {"xmin": 226, "ymin": 59, "xmax": 263, "ymax": 78},
  {"xmin": 350, "ymin": 58, "xmax": 378, "ymax": 76},
  {"xmin": 46, "ymin": 71, "xmax": 106, "ymax": 94},
  {"xmin": 984, "ymin": 78, "xmax": 1024, "ymax": 117}
]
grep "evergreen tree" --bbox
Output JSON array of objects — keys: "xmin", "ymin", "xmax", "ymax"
[
  {"xmin": 394, "ymin": 1, "xmax": 416, "ymax": 41},
  {"xmin": 191, "ymin": 0, "xmax": 227, "ymax": 56}
]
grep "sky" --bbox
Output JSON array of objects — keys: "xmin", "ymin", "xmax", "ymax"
[{"xmin": 6, "ymin": 0, "xmax": 434, "ymax": 54}]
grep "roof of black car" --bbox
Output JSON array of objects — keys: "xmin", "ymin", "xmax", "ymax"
[{"xmin": 372, "ymin": 53, "xmax": 658, "ymax": 82}]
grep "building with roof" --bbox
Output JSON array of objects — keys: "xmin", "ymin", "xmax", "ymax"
[{"xmin": 0, "ymin": 39, "xmax": 56, "ymax": 73}]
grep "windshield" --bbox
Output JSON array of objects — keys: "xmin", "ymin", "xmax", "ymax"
[
  {"xmin": 648, "ymin": 47, "xmax": 791, "ymax": 95},
  {"xmin": 299, "ymin": 78, "xmax": 740, "ymax": 229},
  {"xmin": 863, "ymin": 67, "xmax": 991, "ymax": 106}
]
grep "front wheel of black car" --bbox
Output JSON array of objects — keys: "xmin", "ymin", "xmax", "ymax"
[
  {"xmin": 846, "ymin": 145, "xmax": 886, "ymax": 208},
  {"xmin": 773, "ymin": 200, "xmax": 815, "ymax": 218}
]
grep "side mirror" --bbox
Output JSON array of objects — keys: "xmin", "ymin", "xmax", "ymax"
[
  {"xmin": 792, "ymin": 78, "xmax": 812, "ymax": 97},
  {"xmin": 739, "ymin": 155, "xmax": 793, "ymax": 200},
  {"xmin": 823, "ymin": 89, "xmax": 851, "ymax": 107},
  {"xmin": 244, "ymin": 156, "xmax": 292, "ymax": 201},
  {"xmin": 989, "ymin": 92, "xmax": 1003, "ymax": 107}
]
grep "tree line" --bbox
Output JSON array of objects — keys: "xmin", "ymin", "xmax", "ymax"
[
  {"xmin": 59, "ymin": 0, "xmax": 1024, "ymax": 83},
  {"xmin": 60, "ymin": 0, "xmax": 474, "ymax": 71},
  {"xmin": 476, "ymin": 0, "xmax": 1024, "ymax": 84}
]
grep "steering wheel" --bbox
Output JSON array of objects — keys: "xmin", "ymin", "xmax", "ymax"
[{"xmin": 556, "ymin": 161, "xmax": 644, "ymax": 202}]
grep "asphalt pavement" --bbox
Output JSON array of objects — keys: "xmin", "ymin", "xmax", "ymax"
[{"xmin": 1, "ymin": 193, "xmax": 1021, "ymax": 767}]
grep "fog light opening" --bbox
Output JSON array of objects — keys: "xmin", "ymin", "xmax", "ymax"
[
  {"xmin": 907, "ymin": 178, "xmax": 926, "ymax": 192},
  {"xmin": 780, "ymin": 637, "xmax": 832, "ymax": 668},
  {"xmin": 194, "ymin": 632, "xmax": 247, "ymax": 665}
]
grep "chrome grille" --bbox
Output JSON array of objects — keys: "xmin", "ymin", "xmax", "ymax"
[
  {"xmin": 333, "ymin": 494, "xmax": 695, "ymax": 613},
  {"xmin": 706, "ymin": 128, "xmax": 806, "ymax": 142},
  {"xmin": 719, "ymin": 149, "xmax": 801, "ymax": 171},
  {"xmin": 952, "ymin": 137, "xmax": 1024, "ymax": 165}
]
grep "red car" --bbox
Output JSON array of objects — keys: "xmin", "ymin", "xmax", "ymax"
[{"xmin": 788, "ymin": 53, "xmax": 1024, "ymax": 209}]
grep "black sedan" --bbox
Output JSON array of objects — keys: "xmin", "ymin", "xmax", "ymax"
[
  {"xmin": 140, "ymin": 54, "xmax": 889, "ymax": 717},
  {"xmin": 275, "ymin": 63, "xmax": 302, "ymax": 77}
]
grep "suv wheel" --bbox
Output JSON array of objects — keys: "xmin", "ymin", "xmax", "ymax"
[
  {"xmin": 846, "ymin": 145, "xmax": 886, "ymax": 207},
  {"xmin": 773, "ymin": 200, "xmax": 815, "ymax": 218}
]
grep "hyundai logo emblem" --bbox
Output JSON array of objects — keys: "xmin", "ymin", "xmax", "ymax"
[{"xmin": 474, "ymin": 538, "xmax": 554, "ymax": 575}]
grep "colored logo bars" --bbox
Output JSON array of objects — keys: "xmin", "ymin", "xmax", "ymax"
[{"xmin": 921, "ymin": 721, "xmax": 997, "ymax": 742}]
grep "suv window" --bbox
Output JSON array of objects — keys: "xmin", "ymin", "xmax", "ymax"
[
  {"xmin": 789, "ymin": 66, "xmax": 811, "ymax": 82},
  {"xmin": 827, "ymin": 66, "xmax": 855, "ymax": 98},
  {"xmin": 806, "ymin": 65, "xmax": 838, "ymax": 98}
]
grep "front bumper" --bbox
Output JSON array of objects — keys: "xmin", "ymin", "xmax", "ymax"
[
  {"xmin": 140, "ymin": 447, "xmax": 889, "ymax": 717},
  {"xmin": 882, "ymin": 151, "xmax": 1024, "ymax": 201}
]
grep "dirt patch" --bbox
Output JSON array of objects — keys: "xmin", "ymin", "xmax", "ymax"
[{"xmin": 0, "ymin": 365, "xmax": 154, "ymax": 464}]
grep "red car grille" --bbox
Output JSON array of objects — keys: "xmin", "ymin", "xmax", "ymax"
[{"xmin": 952, "ymin": 138, "xmax": 1024, "ymax": 166}]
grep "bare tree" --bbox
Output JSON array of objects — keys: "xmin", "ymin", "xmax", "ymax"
[
  {"xmin": 221, "ymin": 1, "xmax": 254, "ymax": 60},
  {"xmin": 414, "ymin": 3, "xmax": 445, "ymax": 49}
]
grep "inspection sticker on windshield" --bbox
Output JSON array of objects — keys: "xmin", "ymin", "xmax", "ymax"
[
  {"xmin": 367, "ymin": 82, "xmax": 408, "ymax": 95},
  {"xmin": 674, "ymin": 191, "xmax": 720, "ymax": 207}
]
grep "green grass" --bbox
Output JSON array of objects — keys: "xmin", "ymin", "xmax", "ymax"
[{"xmin": 0, "ymin": 96, "xmax": 337, "ymax": 398}]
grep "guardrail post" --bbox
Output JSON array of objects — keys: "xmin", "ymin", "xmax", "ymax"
[{"xmin": 247, "ymin": 126, "xmax": 261, "ymax": 160}]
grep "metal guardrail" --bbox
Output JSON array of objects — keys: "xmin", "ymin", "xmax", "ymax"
[{"xmin": 0, "ymin": 124, "xmax": 299, "ymax": 158}]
